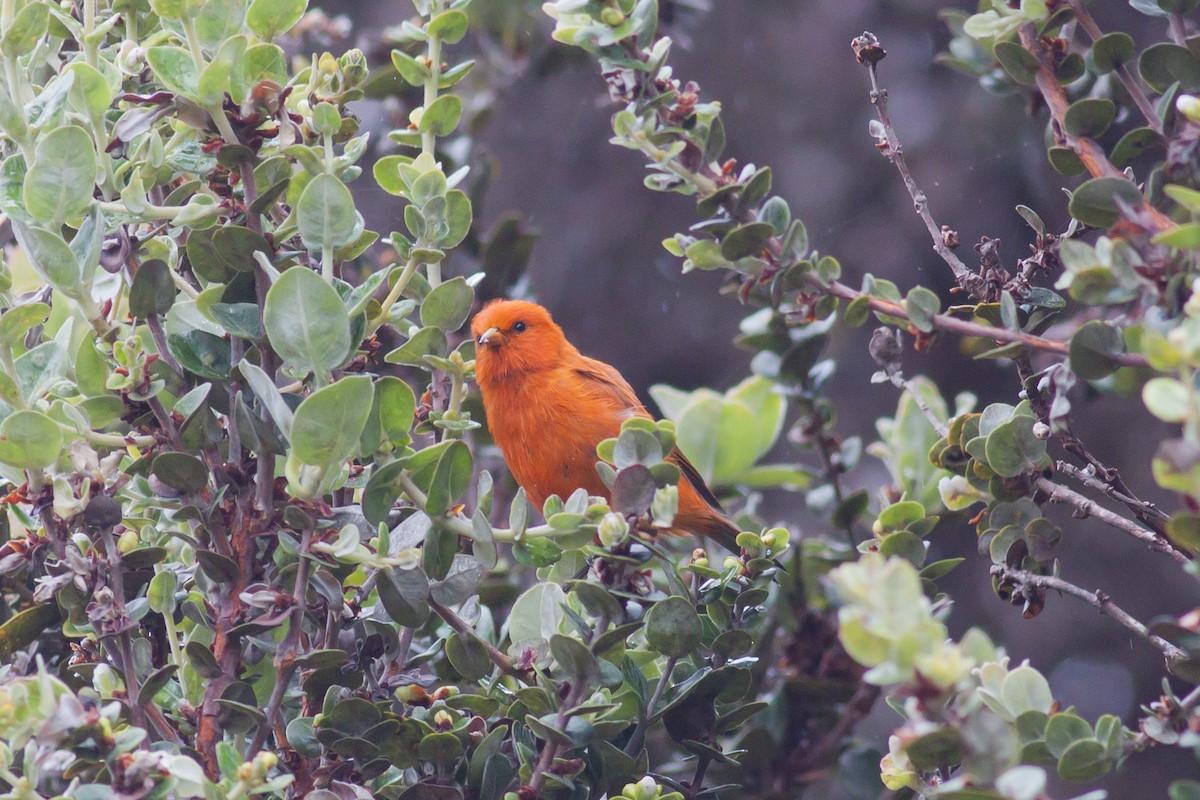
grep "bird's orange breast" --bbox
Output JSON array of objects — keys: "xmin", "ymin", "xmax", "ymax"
[{"xmin": 482, "ymin": 366, "xmax": 629, "ymax": 509}]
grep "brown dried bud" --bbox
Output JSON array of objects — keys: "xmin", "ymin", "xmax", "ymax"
[
  {"xmin": 940, "ymin": 225, "xmax": 959, "ymax": 249},
  {"xmin": 869, "ymin": 326, "xmax": 903, "ymax": 373},
  {"xmin": 851, "ymin": 32, "xmax": 887, "ymax": 67}
]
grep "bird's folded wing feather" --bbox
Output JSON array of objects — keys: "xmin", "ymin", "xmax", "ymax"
[{"xmin": 571, "ymin": 356, "xmax": 727, "ymax": 513}]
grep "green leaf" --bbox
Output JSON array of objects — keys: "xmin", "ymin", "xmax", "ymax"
[
  {"xmin": 291, "ymin": 375, "xmax": 373, "ymax": 466},
  {"xmin": 1069, "ymin": 320, "xmax": 1126, "ymax": 380},
  {"xmin": 1055, "ymin": 738, "xmax": 1110, "ymax": 781},
  {"xmin": 1170, "ymin": 781, "xmax": 1200, "ymax": 800},
  {"xmin": 1143, "ymin": 377, "xmax": 1193, "ymax": 422},
  {"xmin": 877, "ymin": 500, "xmax": 926, "ymax": 530},
  {"xmin": 1110, "ymin": 126, "xmax": 1162, "ymax": 167},
  {"xmin": 151, "ymin": 452, "xmax": 210, "ymax": 494},
  {"xmin": 420, "ymin": 277, "xmax": 473, "ymax": 331},
  {"xmin": 1154, "ymin": 222, "xmax": 1200, "ymax": 250},
  {"xmin": 384, "ymin": 326, "xmax": 448, "ymax": 368},
  {"xmin": 427, "ymin": 9, "xmax": 469, "ymax": 43},
  {"xmin": 509, "ymin": 583, "xmax": 565, "ymax": 646},
  {"xmin": 246, "ymin": 0, "xmax": 306, "ymax": 39},
  {"xmin": 0, "ymin": 2, "xmax": 49, "ymax": 57},
  {"xmin": 1062, "ymin": 98, "xmax": 1115, "ymax": 138},
  {"xmin": 644, "ymin": 596, "xmax": 702, "ymax": 658},
  {"xmin": 0, "ymin": 410, "xmax": 62, "ymax": 469},
  {"xmin": 1001, "ymin": 664, "xmax": 1053, "ymax": 716},
  {"xmin": 904, "ymin": 286, "xmax": 940, "ymax": 332},
  {"xmin": 878, "ymin": 530, "xmax": 925, "ymax": 565},
  {"xmin": 264, "ymin": 266, "xmax": 353, "ymax": 376},
  {"xmin": 422, "ymin": 440, "xmax": 472, "ymax": 515},
  {"xmin": 197, "ymin": 35, "xmax": 247, "ymax": 106},
  {"xmin": 1089, "ymin": 32, "xmax": 1135, "ymax": 73},
  {"xmin": 129, "ymin": 260, "xmax": 176, "ymax": 318},
  {"xmin": 195, "ymin": 0, "xmax": 248, "ymax": 50},
  {"xmin": 0, "ymin": 604, "xmax": 59, "ymax": 660},
  {"xmin": 1047, "ymin": 146, "xmax": 1085, "ymax": 176},
  {"xmin": 1044, "ymin": 713, "xmax": 1092, "ymax": 758},
  {"xmin": 363, "ymin": 376, "xmax": 415, "ymax": 453},
  {"xmin": 1139, "ymin": 43, "xmax": 1200, "ymax": 93},
  {"xmin": 550, "ymin": 634, "xmax": 600, "ymax": 687},
  {"xmin": 1067, "ymin": 177, "xmax": 1142, "ymax": 228},
  {"xmin": 721, "ymin": 222, "xmax": 774, "ymax": 260},
  {"xmin": 419, "ymin": 95, "xmax": 463, "ymax": 136},
  {"xmin": 378, "ymin": 567, "xmax": 430, "ymax": 627},
  {"xmin": 994, "ymin": 40, "xmax": 1040, "ymax": 84},
  {"xmin": 905, "ymin": 728, "xmax": 963, "ymax": 772},
  {"xmin": 0, "ymin": 303, "xmax": 50, "ymax": 347},
  {"xmin": 146, "ymin": 46, "xmax": 200, "ymax": 99},
  {"xmin": 296, "ymin": 173, "xmax": 360, "ymax": 255},
  {"xmin": 168, "ymin": 330, "xmax": 232, "ymax": 380},
  {"xmin": 23, "ymin": 125, "xmax": 96, "ymax": 226},
  {"xmin": 1166, "ymin": 513, "xmax": 1200, "ymax": 555},
  {"xmin": 1166, "ymin": 184, "xmax": 1200, "ymax": 214}
]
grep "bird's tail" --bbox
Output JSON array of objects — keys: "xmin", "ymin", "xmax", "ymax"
[{"xmin": 675, "ymin": 508, "xmax": 742, "ymax": 553}]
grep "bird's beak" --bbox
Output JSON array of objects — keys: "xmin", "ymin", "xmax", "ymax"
[{"xmin": 476, "ymin": 326, "xmax": 503, "ymax": 347}]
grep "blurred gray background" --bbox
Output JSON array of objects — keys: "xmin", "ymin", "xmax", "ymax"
[{"xmin": 321, "ymin": 0, "xmax": 1195, "ymax": 794}]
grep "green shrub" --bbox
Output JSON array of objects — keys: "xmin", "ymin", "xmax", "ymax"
[{"xmin": 0, "ymin": 1, "xmax": 1197, "ymax": 799}]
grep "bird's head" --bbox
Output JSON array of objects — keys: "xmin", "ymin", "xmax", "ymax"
[{"xmin": 471, "ymin": 299, "xmax": 569, "ymax": 385}]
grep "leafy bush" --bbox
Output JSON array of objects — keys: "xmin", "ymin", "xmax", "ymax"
[{"xmin": 0, "ymin": 1, "xmax": 1198, "ymax": 799}]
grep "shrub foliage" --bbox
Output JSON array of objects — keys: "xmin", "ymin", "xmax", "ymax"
[{"xmin": 0, "ymin": 1, "xmax": 1198, "ymax": 799}]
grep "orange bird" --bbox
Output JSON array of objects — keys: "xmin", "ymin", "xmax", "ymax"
[{"xmin": 471, "ymin": 299, "xmax": 740, "ymax": 551}]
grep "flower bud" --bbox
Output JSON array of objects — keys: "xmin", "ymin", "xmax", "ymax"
[
  {"xmin": 117, "ymin": 529, "xmax": 139, "ymax": 554},
  {"xmin": 650, "ymin": 485, "xmax": 678, "ymax": 528},
  {"xmin": 600, "ymin": 7, "xmax": 626, "ymax": 25},
  {"xmin": 598, "ymin": 512, "xmax": 629, "ymax": 547},
  {"xmin": 1179, "ymin": 94, "xmax": 1200, "ymax": 124}
]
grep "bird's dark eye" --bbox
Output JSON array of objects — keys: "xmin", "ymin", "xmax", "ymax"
[{"xmin": 513, "ymin": 321, "xmax": 527, "ymax": 333}]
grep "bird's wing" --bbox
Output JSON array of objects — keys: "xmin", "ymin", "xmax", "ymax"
[
  {"xmin": 571, "ymin": 357, "xmax": 726, "ymax": 513},
  {"xmin": 570, "ymin": 356, "xmax": 646, "ymax": 414}
]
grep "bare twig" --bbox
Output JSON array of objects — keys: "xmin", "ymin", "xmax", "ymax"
[
  {"xmin": 1065, "ymin": 0, "xmax": 1161, "ymax": 133},
  {"xmin": 991, "ymin": 564, "xmax": 1185, "ymax": 664},
  {"xmin": 146, "ymin": 314, "xmax": 184, "ymax": 379},
  {"xmin": 147, "ymin": 395, "xmax": 183, "ymax": 451},
  {"xmin": 853, "ymin": 32, "xmax": 977, "ymax": 291},
  {"xmin": 1034, "ymin": 476, "xmax": 1189, "ymax": 564},
  {"xmin": 1056, "ymin": 460, "xmax": 1168, "ymax": 527},
  {"xmin": 429, "ymin": 597, "xmax": 527, "ymax": 680}
]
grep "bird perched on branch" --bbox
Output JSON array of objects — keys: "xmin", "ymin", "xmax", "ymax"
[{"xmin": 471, "ymin": 299, "xmax": 740, "ymax": 551}]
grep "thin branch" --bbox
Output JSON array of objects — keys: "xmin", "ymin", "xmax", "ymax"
[
  {"xmin": 853, "ymin": 33, "xmax": 977, "ymax": 290},
  {"xmin": 1015, "ymin": 355, "xmax": 1169, "ymax": 535},
  {"xmin": 823, "ymin": 280, "xmax": 1150, "ymax": 368},
  {"xmin": 991, "ymin": 564, "xmax": 1185, "ymax": 664},
  {"xmin": 1018, "ymin": 23, "xmax": 1174, "ymax": 232},
  {"xmin": 1066, "ymin": 0, "xmax": 1162, "ymax": 133},
  {"xmin": 1168, "ymin": 13, "xmax": 1189, "ymax": 48},
  {"xmin": 147, "ymin": 395, "xmax": 183, "ymax": 451},
  {"xmin": 429, "ymin": 597, "xmax": 528, "ymax": 680},
  {"xmin": 527, "ymin": 676, "xmax": 590, "ymax": 797},
  {"xmin": 99, "ymin": 526, "xmax": 148, "ymax": 735},
  {"xmin": 623, "ymin": 654, "xmax": 679, "ymax": 757},
  {"xmin": 1056, "ymin": 460, "xmax": 1168, "ymax": 527},
  {"xmin": 685, "ymin": 753, "xmax": 713, "ymax": 800},
  {"xmin": 1034, "ymin": 476, "xmax": 1189, "ymax": 564},
  {"xmin": 247, "ymin": 528, "xmax": 313, "ymax": 757},
  {"xmin": 146, "ymin": 314, "xmax": 184, "ymax": 379}
]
